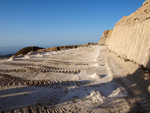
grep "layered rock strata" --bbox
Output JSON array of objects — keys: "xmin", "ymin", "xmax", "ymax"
[{"xmin": 100, "ymin": 0, "xmax": 150, "ymax": 69}]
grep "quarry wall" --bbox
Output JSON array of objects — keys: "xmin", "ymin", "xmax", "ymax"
[
  {"xmin": 98, "ymin": 30, "xmax": 113, "ymax": 45},
  {"xmin": 99, "ymin": 0, "xmax": 150, "ymax": 69}
]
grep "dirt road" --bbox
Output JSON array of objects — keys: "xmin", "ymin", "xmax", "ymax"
[{"xmin": 0, "ymin": 46, "xmax": 149, "ymax": 113}]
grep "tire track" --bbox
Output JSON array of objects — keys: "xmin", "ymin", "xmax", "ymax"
[
  {"xmin": 1, "ymin": 105, "xmax": 68, "ymax": 113},
  {"xmin": 21, "ymin": 59, "xmax": 87, "ymax": 65},
  {"xmin": 0, "ymin": 67, "xmax": 80, "ymax": 74},
  {"xmin": 107, "ymin": 56, "xmax": 149, "ymax": 112},
  {"xmin": 0, "ymin": 73, "xmax": 85, "ymax": 88}
]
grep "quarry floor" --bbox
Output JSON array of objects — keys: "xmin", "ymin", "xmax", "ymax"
[{"xmin": 0, "ymin": 46, "xmax": 150, "ymax": 113}]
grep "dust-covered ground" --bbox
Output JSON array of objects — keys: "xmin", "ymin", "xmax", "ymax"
[{"xmin": 0, "ymin": 46, "xmax": 149, "ymax": 113}]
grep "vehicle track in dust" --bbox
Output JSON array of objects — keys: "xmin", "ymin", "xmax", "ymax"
[
  {"xmin": 0, "ymin": 73, "xmax": 88, "ymax": 88},
  {"xmin": 105, "ymin": 50, "xmax": 150, "ymax": 112},
  {"xmin": 0, "ymin": 46, "xmax": 149, "ymax": 112}
]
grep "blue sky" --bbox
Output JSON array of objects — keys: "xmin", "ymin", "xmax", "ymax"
[{"xmin": 0, "ymin": 0, "xmax": 145, "ymax": 47}]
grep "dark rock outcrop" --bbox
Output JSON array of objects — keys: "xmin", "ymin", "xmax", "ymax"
[{"xmin": 14, "ymin": 46, "xmax": 44, "ymax": 56}]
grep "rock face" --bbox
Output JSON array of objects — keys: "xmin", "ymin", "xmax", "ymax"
[
  {"xmin": 100, "ymin": 0, "xmax": 150, "ymax": 69},
  {"xmin": 98, "ymin": 30, "xmax": 113, "ymax": 45},
  {"xmin": 143, "ymin": 0, "xmax": 150, "ymax": 5}
]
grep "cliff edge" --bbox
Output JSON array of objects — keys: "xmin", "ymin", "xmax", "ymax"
[
  {"xmin": 98, "ymin": 30, "xmax": 113, "ymax": 45},
  {"xmin": 99, "ymin": 0, "xmax": 150, "ymax": 69}
]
